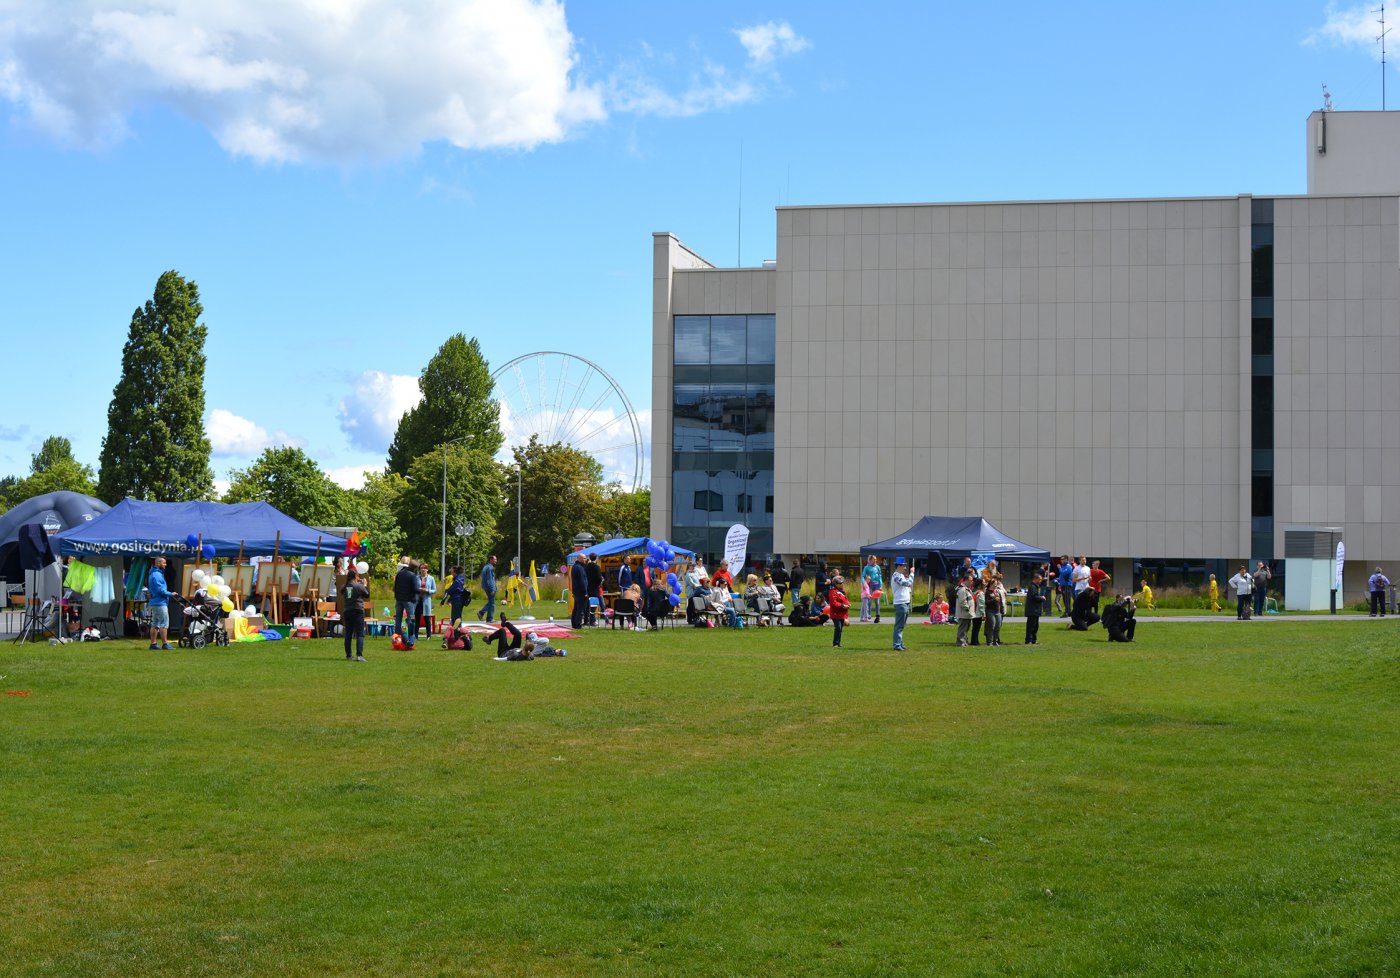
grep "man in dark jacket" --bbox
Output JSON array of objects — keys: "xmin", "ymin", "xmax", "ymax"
[
  {"xmin": 584, "ymin": 552, "xmax": 603, "ymax": 625},
  {"xmin": 570, "ymin": 555, "xmax": 590, "ymax": 629},
  {"xmin": 393, "ymin": 558, "xmax": 420, "ymax": 648}
]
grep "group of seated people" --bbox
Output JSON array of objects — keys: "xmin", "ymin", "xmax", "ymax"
[{"xmin": 682, "ymin": 571, "xmax": 790, "ymax": 628}]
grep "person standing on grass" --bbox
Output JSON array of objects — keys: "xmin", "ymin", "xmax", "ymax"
[
  {"xmin": 969, "ymin": 578, "xmax": 987, "ymax": 647},
  {"xmin": 444, "ymin": 565, "xmax": 468, "ymax": 626},
  {"xmin": 1025, "ymin": 571, "xmax": 1047, "ymax": 645},
  {"xmin": 393, "ymin": 557, "xmax": 420, "ymax": 649},
  {"xmin": 1057, "ymin": 557, "xmax": 1075, "ymax": 617},
  {"xmin": 861, "ymin": 555, "xmax": 882, "ymax": 622},
  {"xmin": 770, "ymin": 560, "xmax": 789, "ymax": 603},
  {"xmin": 584, "ymin": 552, "xmax": 603, "ymax": 625},
  {"xmin": 984, "ymin": 572, "xmax": 1006, "ymax": 646},
  {"xmin": 1228, "ymin": 565, "xmax": 1253, "ymax": 620},
  {"xmin": 147, "ymin": 555, "xmax": 174, "ymax": 650},
  {"xmin": 1369, "ymin": 566, "xmax": 1390, "ymax": 617},
  {"xmin": 479, "ymin": 555, "xmax": 498, "ymax": 622},
  {"xmin": 890, "ymin": 557, "xmax": 913, "ymax": 651},
  {"xmin": 826, "ymin": 574, "xmax": 850, "ymax": 648},
  {"xmin": 569, "ymin": 555, "xmax": 589, "ymax": 629},
  {"xmin": 787, "ymin": 561, "xmax": 804, "ymax": 605},
  {"xmin": 342, "ymin": 568, "xmax": 369, "ymax": 661},
  {"xmin": 1253, "ymin": 561, "xmax": 1272, "ymax": 617},
  {"xmin": 1209, "ymin": 573, "xmax": 1222, "ymax": 613},
  {"xmin": 955, "ymin": 575, "xmax": 975, "ymax": 646},
  {"xmin": 418, "ymin": 563, "xmax": 436, "ymax": 636},
  {"xmin": 1088, "ymin": 560, "xmax": 1111, "ymax": 614}
]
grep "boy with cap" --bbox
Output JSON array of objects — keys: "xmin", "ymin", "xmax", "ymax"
[{"xmin": 890, "ymin": 557, "xmax": 913, "ymax": 651}]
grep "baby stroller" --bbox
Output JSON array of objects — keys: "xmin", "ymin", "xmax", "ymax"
[{"xmin": 179, "ymin": 594, "xmax": 229, "ymax": 649}]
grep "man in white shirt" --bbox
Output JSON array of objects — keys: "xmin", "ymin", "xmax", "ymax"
[
  {"xmin": 1071, "ymin": 556, "xmax": 1091, "ymax": 595},
  {"xmin": 890, "ymin": 557, "xmax": 914, "ymax": 651},
  {"xmin": 1227, "ymin": 565, "xmax": 1254, "ymax": 620}
]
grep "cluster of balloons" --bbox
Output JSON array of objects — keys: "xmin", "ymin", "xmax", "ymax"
[
  {"xmin": 645, "ymin": 539, "xmax": 684, "ymax": 607},
  {"xmin": 192, "ymin": 569, "xmax": 236, "ymax": 614},
  {"xmin": 184, "ymin": 534, "xmax": 216, "ymax": 560}
]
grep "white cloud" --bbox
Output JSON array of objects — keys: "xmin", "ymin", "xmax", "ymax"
[
  {"xmin": 1308, "ymin": 4, "xmax": 1394, "ymax": 51},
  {"xmin": 338, "ymin": 370, "xmax": 422, "ymax": 452},
  {"xmin": 325, "ymin": 465, "xmax": 374, "ymax": 491},
  {"xmin": 206, "ymin": 408, "xmax": 304, "ymax": 456},
  {"xmin": 609, "ymin": 61, "xmax": 756, "ymax": 119},
  {"xmin": 734, "ymin": 21, "xmax": 810, "ymax": 65},
  {"xmin": 0, "ymin": 0, "xmax": 605, "ymax": 163}
]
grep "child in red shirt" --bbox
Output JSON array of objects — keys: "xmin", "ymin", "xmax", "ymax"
[{"xmin": 827, "ymin": 575, "xmax": 850, "ymax": 648}]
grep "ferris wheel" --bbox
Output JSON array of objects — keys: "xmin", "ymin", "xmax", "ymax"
[{"xmin": 490, "ymin": 351, "xmax": 645, "ymax": 492}]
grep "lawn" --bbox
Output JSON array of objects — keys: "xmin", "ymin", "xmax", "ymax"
[{"xmin": 2, "ymin": 618, "xmax": 1397, "ymax": 977}]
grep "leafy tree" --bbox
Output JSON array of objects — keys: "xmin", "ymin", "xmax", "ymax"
[
  {"xmin": 340, "ymin": 470, "xmax": 409, "ymax": 578},
  {"xmin": 14, "ymin": 436, "xmax": 97, "ymax": 500},
  {"xmin": 387, "ymin": 334, "xmax": 502, "ymax": 475},
  {"xmin": 0, "ymin": 474, "xmax": 21, "ymax": 511},
  {"xmin": 393, "ymin": 443, "xmax": 504, "ymax": 575},
  {"xmin": 223, "ymin": 447, "xmax": 346, "ymax": 527},
  {"xmin": 494, "ymin": 437, "xmax": 609, "ymax": 568},
  {"xmin": 600, "ymin": 486, "xmax": 651, "ymax": 539},
  {"xmin": 96, "ymin": 270, "xmax": 213, "ymax": 503}
]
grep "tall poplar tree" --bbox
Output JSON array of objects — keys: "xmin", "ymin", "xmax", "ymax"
[
  {"xmin": 386, "ymin": 334, "xmax": 502, "ymax": 475},
  {"xmin": 96, "ymin": 270, "xmax": 214, "ymax": 503}
]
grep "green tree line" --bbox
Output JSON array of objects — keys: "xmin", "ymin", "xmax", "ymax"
[{"xmin": 1, "ymin": 274, "xmax": 649, "ymax": 574}]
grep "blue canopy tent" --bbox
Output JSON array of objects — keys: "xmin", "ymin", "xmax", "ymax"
[
  {"xmin": 564, "ymin": 537, "xmax": 696, "ymax": 565},
  {"xmin": 860, "ymin": 516, "xmax": 1050, "ymax": 575},
  {"xmin": 53, "ymin": 499, "xmax": 348, "ymax": 558}
]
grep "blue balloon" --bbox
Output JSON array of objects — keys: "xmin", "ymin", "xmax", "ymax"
[
  {"xmin": 666, "ymin": 572, "xmax": 678, "ymax": 586},
  {"xmin": 201, "ymin": 543, "xmax": 215, "ymax": 559},
  {"xmin": 185, "ymin": 533, "xmax": 199, "ymax": 549},
  {"xmin": 667, "ymin": 594, "xmax": 680, "ymax": 607}
]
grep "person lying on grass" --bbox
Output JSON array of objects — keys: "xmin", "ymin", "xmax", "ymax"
[
  {"xmin": 524, "ymin": 633, "xmax": 567, "ymax": 657},
  {"xmin": 486, "ymin": 614, "xmax": 522, "ymax": 657}
]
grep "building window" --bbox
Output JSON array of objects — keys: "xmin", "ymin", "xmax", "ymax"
[
  {"xmin": 693, "ymin": 489, "xmax": 723, "ymax": 512},
  {"xmin": 736, "ymin": 494, "xmax": 753, "ymax": 513}
]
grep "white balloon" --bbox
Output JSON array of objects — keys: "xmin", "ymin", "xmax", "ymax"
[
  {"xmin": 191, "ymin": 569, "xmax": 206, "ymax": 583},
  {"xmin": 355, "ymin": 561, "xmax": 369, "ymax": 575},
  {"xmin": 245, "ymin": 605, "xmax": 256, "ymax": 615},
  {"xmin": 211, "ymin": 575, "xmax": 225, "ymax": 587}
]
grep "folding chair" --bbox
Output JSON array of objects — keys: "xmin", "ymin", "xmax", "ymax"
[{"xmin": 610, "ymin": 597, "xmax": 639, "ymax": 629}]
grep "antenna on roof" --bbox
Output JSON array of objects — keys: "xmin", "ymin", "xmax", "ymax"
[
  {"xmin": 1377, "ymin": 3, "xmax": 1392, "ymax": 109},
  {"xmin": 1322, "ymin": 82, "xmax": 1333, "ymax": 112}
]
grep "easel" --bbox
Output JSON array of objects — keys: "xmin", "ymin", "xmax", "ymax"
[
  {"xmin": 264, "ymin": 532, "xmax": 284, "ymax": 624},
  {"xmin": 12, "ymin": 567, "xmax": 54, "ymax": 644}
]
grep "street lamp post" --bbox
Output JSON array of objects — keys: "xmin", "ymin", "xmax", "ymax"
[
  {"xmin": 442, "ymin": 434, "xmax": 473, "ymax": 582},
  {"xmin": 511, "ymin": 463, "xmax": 522, "ymax": 581}
]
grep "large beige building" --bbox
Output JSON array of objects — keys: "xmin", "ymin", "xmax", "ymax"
[{"xmin": 652, "ymin": 112, "xmax": 1400, "ymax": 592}]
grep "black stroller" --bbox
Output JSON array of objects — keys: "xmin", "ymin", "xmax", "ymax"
[{"xmin": 178, "ymin": 593, "xmax": 230, "ymax": 649}]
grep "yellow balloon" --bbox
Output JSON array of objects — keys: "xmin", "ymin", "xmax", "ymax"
[{"xmin": 221, "ymin": 598, "xmax": 234, "ymax": 613}]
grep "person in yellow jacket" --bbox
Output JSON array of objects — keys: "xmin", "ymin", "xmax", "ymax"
[
  {"xmin": 1137, "ymin": 580, "xmax": 1155, "ymax": 611},
  {"xmin": 1208, "ymin": 574, "xmax": 1221, "ymax": 613}
]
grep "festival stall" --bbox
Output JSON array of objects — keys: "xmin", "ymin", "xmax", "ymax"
[{"xmin": 53, "ymin": 499, "xmax": 348, "ymax": 635}]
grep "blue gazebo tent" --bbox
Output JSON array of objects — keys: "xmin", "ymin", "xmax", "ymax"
[
  {"xmin": 860, "ymin": 516, "xmax": 1050, "ymax": 571},
  {"xmin": 53, "ymin": 499, "xmax": 347, "ymax": 558},
  {"xmin": 564, "ymin": 537, "xmax": 696, "ymax": 565}
]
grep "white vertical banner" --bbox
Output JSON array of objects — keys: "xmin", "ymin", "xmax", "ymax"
[
  {"xmin": 724, "ymin": 524, "xmax": 750, "ymax": 576},
  {"xmin": 1335, "ymin": 541, "xmax": 1345, "ymax": 592}
]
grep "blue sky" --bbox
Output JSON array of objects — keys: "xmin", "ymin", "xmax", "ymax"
[{"xmin": 0, "ymin": 1, "xmax": 1393, "ymax": 492}]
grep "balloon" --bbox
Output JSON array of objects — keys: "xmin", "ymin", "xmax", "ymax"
[
  {"xmin": 191, "ymin": 569, "xmax": 205, "ymax": 583},
  {"xmin": 212, "ymin": 575, "xmax": 225, "ymax": 587},
  {"xmin": 355, "ymin": 561, "xmax": 369, "ymax": 575},
  {"xmin": 666, "ymin": 572, "xmax": 678, "ymax": 586},
  {"xmin": 221, "ymin": 598, "xmax": 234, "ymax": 613},
  {"xmin": 202, "ymin": 543, "xmax": 215, "ymax": 559},
  {"xmin": 245, "ymin": 605, "xmax": 256, "ymax": 615},
  {"xmin": 185, "ymin": 533, "xmax": 199, "ymax": 549},
  {"xmin": 668, "ymin": 594, "xmax": 680, "ymax": 606}
]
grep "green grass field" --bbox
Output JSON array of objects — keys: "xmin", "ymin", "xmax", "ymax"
[{"xmin": 3, "ymin": 618, "xmax": 1398, "ymax": 977}]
